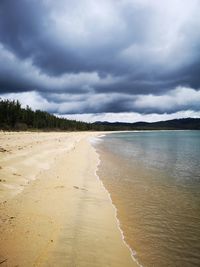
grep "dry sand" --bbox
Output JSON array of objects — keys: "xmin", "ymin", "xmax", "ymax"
[{"xmin": 0, "ymin": 132, "xmax": 138, "ymax": 267}]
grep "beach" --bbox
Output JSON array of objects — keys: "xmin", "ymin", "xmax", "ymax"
[{"xmin": 0, "ymin": 131, "xmax": 137, "ymax": 267}]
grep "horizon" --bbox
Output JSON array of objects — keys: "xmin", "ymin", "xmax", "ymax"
[{"xmin": 0, "ymin": 0, "xmax": 200, "ymax": 122}]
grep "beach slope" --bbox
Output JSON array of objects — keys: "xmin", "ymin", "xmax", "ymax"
[{"xmin": 0, "ymin": 132, "xmax": 137, "ymax": 267}]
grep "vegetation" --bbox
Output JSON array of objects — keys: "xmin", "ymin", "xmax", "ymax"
[
  {"xmin": 0, "ymin": 99, "xmax": 94, "ymax": 131},
  {"xmin": 0, "ymin": 99, "xmax": 199, "ymax": 131}
]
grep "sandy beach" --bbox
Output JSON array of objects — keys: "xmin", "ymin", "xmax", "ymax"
[{"xmin": 0, "ymin": 131, "xmax": 137, "ymax": 267}]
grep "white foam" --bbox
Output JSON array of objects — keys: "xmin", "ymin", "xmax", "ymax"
[
  {"xmin": 97, "ymin": 134, "xmax": 106, "ymax": 138},
  {"xmin": 92, "ymin": 145, "xmax": 143, "ymax": 267},
  {"xmin": 89, "ymin": 135, "xmax": 106, "ymax": 145}
]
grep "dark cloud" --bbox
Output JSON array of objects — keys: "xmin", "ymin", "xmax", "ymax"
[{"xmin": 0, "ymin": 0, "xmax": 200, "ymax": 117}]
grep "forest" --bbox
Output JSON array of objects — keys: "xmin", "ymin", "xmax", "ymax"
[
  {"xmin": 0, "ymin": 99, "xmax": 199, "ymax": 131},
  {"xmin": 0, "ymin": 99, "xmax": 95, "ymax": 131}
]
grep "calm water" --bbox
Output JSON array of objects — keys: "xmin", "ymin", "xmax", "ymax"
[{"xmin": 95, "ymin": 131, "xmax": 200, "ymax": 267}]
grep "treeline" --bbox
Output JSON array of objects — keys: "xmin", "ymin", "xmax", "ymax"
[
  {"xmin": 1, "ymin": 99, "xmax": 199, "ymax": 131},
  {"xmin": 0, "ymin": 99, "xmax": 96, "ymax": 131}
]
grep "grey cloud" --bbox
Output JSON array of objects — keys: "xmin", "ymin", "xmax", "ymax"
[
  {"xmin": 133, "ymin": 87, "xmax": 200, "ymax": 114},
  {"xmin": 2, "ymin": 87, "xmax": 200, "ymax": 115},
  {"xmin": 0, "ymin": 0, "xmax": 200, "ymax": 117},
  {"xmin": 0, "ymin": 44, "xmax": 120, "ymax": 94}
]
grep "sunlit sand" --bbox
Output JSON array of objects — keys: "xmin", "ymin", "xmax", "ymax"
[{"xmin": 0, "ymin": 131, "xmax": 137, "ymax": 267}]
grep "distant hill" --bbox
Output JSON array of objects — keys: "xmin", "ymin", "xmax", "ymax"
[{"xmin": 93, "ymin": 118, "xmax": 200, "ymax": 130}]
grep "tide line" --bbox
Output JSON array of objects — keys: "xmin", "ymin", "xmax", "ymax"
[{"xmin": 90, "ymin": 136, "xmax": 143, "ymax": 267}]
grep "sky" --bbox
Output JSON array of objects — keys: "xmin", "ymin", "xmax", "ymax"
[{"xmin": 0, "ymin": 0, "xmax": 200, "ymax": 122}]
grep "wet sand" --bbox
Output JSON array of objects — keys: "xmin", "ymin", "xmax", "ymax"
[{"xmin": 0, "ymin": 132, "xmax": 137, "ymax": 267}]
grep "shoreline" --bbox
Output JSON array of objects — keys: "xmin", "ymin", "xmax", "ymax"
[
  {"xmin": 93, "ymin": 141, "xmax": 142, "ymax": 267},
  {"xmin": 91, "ymin": 134, "xmax": 143, "ymax": 267},
  {"xmin": 0, "ymin": 131, "xmax": 138, "ymax": 267}
]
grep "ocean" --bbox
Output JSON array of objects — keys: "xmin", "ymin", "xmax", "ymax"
[{"xmin": 94, "ymin": 131, "xmax": 200, "ymax": 267}]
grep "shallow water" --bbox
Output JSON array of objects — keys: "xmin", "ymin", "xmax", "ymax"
[{"xmin": 95, "ymin": 131, "xmax": 200, "ymax": 267}]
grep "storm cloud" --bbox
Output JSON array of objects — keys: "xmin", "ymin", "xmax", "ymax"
[{"xmin": 0, "ymin": 0, "xmax": 200, "ymax": 121}]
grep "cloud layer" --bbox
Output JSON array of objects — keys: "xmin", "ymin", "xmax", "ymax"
[{"xmin": 0, "ymin": 0, "xmax": 200, "ymax": 121}]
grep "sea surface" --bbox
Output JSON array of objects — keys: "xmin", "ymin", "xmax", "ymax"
[{"xmin": 94, "ymin": 131, "xmax": 200, "ymax": 267}]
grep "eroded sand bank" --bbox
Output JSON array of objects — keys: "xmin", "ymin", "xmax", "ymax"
[{"xmin": 0, "ymin": 132, "xmax": 137, "ymax": 267}]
